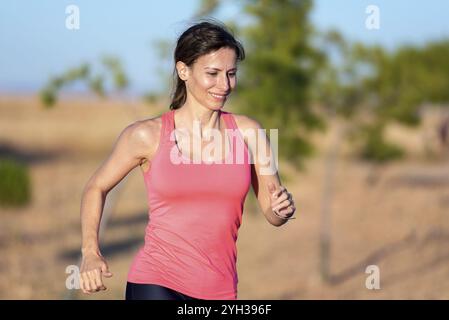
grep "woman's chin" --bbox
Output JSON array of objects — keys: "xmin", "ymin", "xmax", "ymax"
[{"xmin": 208, "ymin": 102, "xmax": 226, "ymax": 110}]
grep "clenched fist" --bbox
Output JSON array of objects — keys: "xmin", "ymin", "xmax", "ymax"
[
  {"xmin": 268, "ymin": 182, "xmax": 296, "ymax": 220},
  {"xmin": 79, "ymin": 252, "xmax": 113, "ymax": 294}
]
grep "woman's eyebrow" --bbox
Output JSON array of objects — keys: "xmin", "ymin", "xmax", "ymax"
[{"xmin": 204, "ymin": 67, "xmax": 237, "ymax": 71}]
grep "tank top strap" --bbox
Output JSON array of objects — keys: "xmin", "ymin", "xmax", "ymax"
[
  {"xmin": 158, "ymin": 109, "xmax": 174, "ymax": 146},
  {"xmin": 221, "ymin": 110, "xmax": 250, "ymax": 163},
  {"xmin": 221, "ymin": 110, "xmax": 237, "ymax": 131},
  {"xmin": 222, "ymin": 110, "xmax": 246, "ymax": 144}
]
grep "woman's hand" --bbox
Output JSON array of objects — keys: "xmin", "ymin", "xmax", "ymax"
[
  {"xmin": 79, "ymin": 251, "xmax": 113, "ymax": 294},
  {"xmin": 268, "ymin": 182, "xmax": 296, "ymax": 220}
]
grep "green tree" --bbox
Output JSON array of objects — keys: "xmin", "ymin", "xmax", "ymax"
[
  {"xmin": 0, "ymin": 158, "xmax": 31, "ymax": 208},
  {"xmin": 319, "ymin": 38, "xmax": 449, "ymax": 161},
  {"xmin": 190, "ymin": 0, "xmax": 326, "ymax": 168},
  {"xmin": 39, "ymin": 55, "xmax": 129, "ymax": 108},
  {"xmin": 235, "ymin": 0, "xmax": 326, "ymax": 168}
]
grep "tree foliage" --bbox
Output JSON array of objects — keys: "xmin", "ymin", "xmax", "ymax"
[
  {"xmin": 231, "ymin": 0, "xmax": 327, "ymax": 168},
  {"xmin": 39, "ymin": 55, "xmax": 129, "ymax": 108},
  {"xmin": 314, "ymin": 29, "xmax": 449, "ymax": 161},
  {"xmin": 0, "ymin": 157, "xmax": 31, "ymax": 208}
]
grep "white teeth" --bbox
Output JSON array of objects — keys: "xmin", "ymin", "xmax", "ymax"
[{"xmin": 210, "ymin": 93, "xmax": 226, "ymax": 99}]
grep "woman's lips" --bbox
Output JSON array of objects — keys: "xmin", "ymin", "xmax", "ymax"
[{"xmin": 209, "ymin": 92, "xmax": 228, "ymax": 100}]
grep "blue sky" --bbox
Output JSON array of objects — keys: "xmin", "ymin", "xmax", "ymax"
[{"xmin": 1, "ymin": 0, "xmax": 449, "ymax": 95}]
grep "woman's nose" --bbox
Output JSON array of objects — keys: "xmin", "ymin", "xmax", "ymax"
[{"xmin": 217, "ymin": 75, "xmax": 230, "ymax": 92}]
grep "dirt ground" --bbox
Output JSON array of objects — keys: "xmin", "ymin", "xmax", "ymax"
[{"xmin": 1, "ymin": 95, "xmax": 448, "ymax": 300}]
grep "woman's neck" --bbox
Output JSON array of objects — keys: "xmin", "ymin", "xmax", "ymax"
[{"xmin": 174, "ymin": 104, "xmax": 222, "ymax": 138}]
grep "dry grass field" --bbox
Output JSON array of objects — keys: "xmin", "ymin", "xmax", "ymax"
[{"xmin": 1, "ymin": 95, "xmax": 448, "ymax": 299}]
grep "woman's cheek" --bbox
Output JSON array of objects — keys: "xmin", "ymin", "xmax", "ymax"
[{"xmin": 202, "ymin": 78, "xmax": 215, "ymax": 88}]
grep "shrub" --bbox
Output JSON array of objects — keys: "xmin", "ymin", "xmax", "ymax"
[{"xmin": 0, "ymin": 157, "xmax": 31, "ymax": 208}]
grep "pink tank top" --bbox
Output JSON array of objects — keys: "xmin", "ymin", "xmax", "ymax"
[{"xmin": 127, "ymin": 109, "xmax": 251, "ymax": 299}]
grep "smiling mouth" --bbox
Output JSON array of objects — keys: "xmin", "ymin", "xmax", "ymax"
[{"xmin": 209, "ymin": 92, "xmax": 228, "ymax": 100}]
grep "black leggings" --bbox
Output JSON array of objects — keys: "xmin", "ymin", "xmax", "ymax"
[{"xmin": 125, "ymin": 282, "xmax": 202, "ymax": 300}]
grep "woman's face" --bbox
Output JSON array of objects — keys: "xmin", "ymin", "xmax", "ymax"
[{"xmin": 177, "ymin": 47, "xmax": 238, "ymax": 111}]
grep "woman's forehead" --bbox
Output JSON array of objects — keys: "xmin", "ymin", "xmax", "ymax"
[{"xmin": 196, "ymin": 48, "xmax": 237, "ymax": 68}]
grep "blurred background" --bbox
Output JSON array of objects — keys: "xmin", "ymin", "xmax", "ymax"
[{"xmin": 1, "ymin": 0, "xmax": 449, "ymax": 299}]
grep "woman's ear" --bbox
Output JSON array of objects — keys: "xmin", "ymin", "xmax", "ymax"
[{"xmin": 176, "ymin": 61, "xmax": 189, "ymax": 81}]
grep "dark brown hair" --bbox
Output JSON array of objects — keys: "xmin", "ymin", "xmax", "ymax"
[{"xmin": 169, "ymin": 19, "xmax": 245, "ymax": 110}]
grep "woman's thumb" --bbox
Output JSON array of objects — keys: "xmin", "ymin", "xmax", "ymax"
[{"xmin": 101, "ymin": 263, "xmax": 113, "ymax": 277}]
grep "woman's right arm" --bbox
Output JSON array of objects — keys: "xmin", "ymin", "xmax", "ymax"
[{"xmin": 79, "ymin": 118, "xmax": 160, "ymax": 294}]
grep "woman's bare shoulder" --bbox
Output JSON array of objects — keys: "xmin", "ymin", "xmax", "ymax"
[
  {"xmin": 123, "ymin": 114, "xmax": 163, "ymax": 161},
  {"xmin": 138, "ymin": 115, "xmax": 163, "ymax": 137},
  {"xmin": 231, "ymin": 113, "xmax": 264, "ymax": 131},
  {"xmin": 231, "ymin": 113, "xmax": 269, "ymax": 155}
]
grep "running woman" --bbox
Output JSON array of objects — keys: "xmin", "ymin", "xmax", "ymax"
[{"xmin": 79, "ymin": 20, "xmax": 296, "ymax": 300}]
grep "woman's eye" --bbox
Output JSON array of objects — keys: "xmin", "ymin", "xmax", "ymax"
[{"xmin": 207, "ymin": 72, "xmax": 237, "ymax": 76}]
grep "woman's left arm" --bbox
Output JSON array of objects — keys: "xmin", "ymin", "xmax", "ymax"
[{"xmin": 234, "ymin": 115, "xmax": 297, "ymax": 227}]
